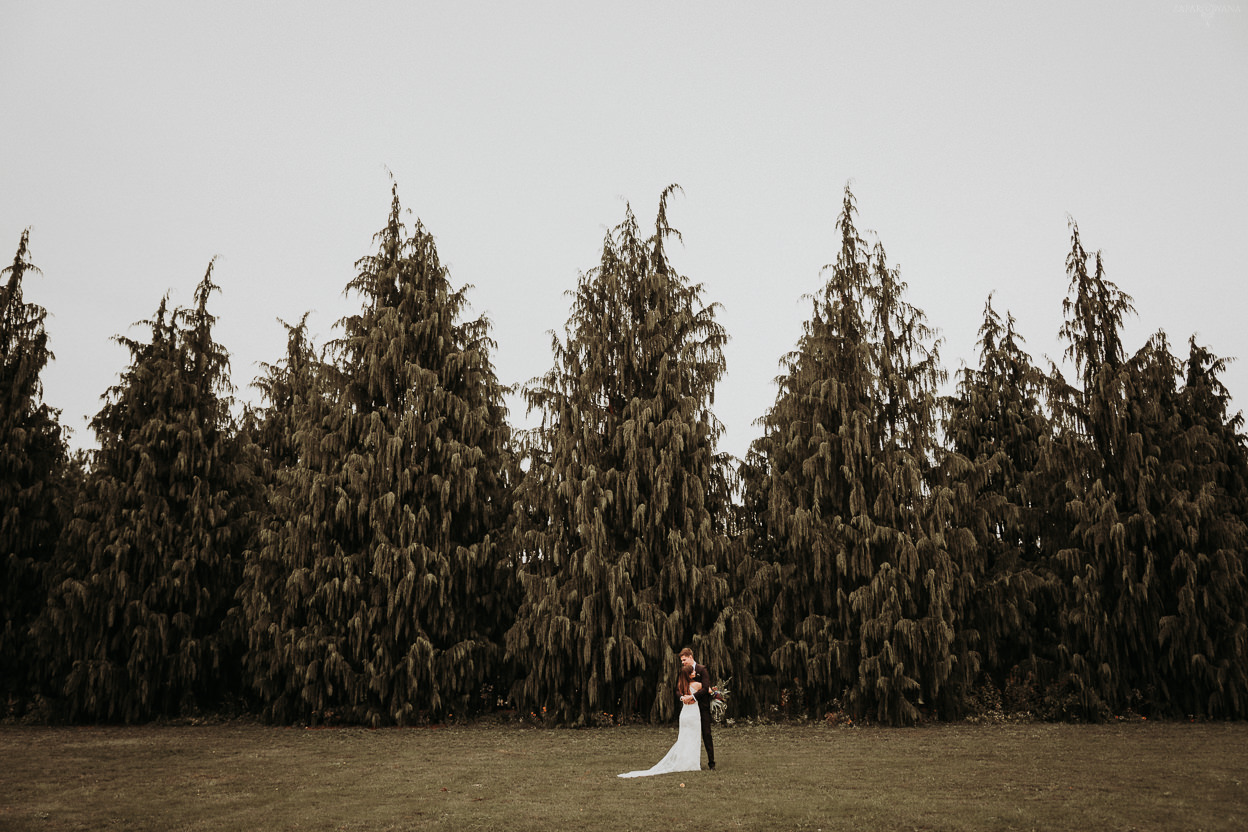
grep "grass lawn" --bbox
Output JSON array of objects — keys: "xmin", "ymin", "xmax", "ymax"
[{"xmin": 1, "ymin": 719, "xmax": 1245, "ymax": 831}]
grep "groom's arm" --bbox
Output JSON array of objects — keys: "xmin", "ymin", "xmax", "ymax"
[{"xmin": 696, "ymin": 664, "xmax": 715, "ymax": 702}]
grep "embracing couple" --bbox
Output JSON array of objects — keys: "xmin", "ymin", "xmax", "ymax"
[{"xmin": 618, "ymin": 647, "xmax": 716, "ymax": 778}]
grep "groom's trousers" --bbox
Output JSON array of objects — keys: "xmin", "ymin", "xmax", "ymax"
[{"xmin": 698, "ymin": 702, "xmax": 715, "ymax": 768}]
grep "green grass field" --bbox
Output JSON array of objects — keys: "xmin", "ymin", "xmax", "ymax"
[{"xmin": 2, "ymin": 720, "xmax": 1244, "ymax": 831}]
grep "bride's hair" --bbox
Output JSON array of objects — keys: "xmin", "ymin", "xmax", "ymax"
[{"xmin": 677, "ymin": 666, "xmax": 693, "ymax": 696}]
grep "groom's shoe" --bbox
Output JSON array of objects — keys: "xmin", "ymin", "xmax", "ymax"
[{"xmin": 709, "ymin": 761, "xmax": 716, "ymax": 770}]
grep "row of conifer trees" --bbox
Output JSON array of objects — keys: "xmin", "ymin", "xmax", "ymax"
[{"xmin": 2, "ymin": 184, "xmax": 1246, "ymax": 727}]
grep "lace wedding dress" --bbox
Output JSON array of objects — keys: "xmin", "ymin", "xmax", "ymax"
[{"xmin": 618, "ymin": 702, "xmax": 702, "ymax": 778}]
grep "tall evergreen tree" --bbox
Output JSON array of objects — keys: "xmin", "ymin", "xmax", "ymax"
[
  {"xmin": 0, "ymin": 230, "xmax": 68, "ymax": 711},
  {"xmin": 1123, "ymin": 335, "xmax": 1248, "ymax": 717},
  {"xmin": 940, "ymin": 295, "xmax": 1060, "ymax": 700},
  {"xmin": 1160, "ymin": 338, "xmax": 1248, "ymax": 716},
  {"xmin": 1047, "ymin": 220, "xmax": 1143, "ymax": 718},
  {"xmin": 248, "ymin": 312, "xmax": 318, "ymax": 473},
  {"xmin": 239, "ymin": 186, "xmax": 516, "ymax": 725},
  {"xmin": 1047, "ymin": 222, "xmax": 1242, "ymax": 717},
  {"xmin": 40, "ymin": 263, "xmax": 260, "ymax": 721},
  {"xmin": 742, "ymin": 186, "xmax": 958, "ymax": 725},
  {"xmin": 1041, "ymin": 220, "xmax": 1248, "ymax": 720},
  {"xmin": 507, "ymin": 187, "xmax": 755, "ymax": 725}
]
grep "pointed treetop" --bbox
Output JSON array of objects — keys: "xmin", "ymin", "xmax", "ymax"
[
  {"xmin": 192, "ymin": 257, "xmax": 220, "ymax": 313},
  {"xmin": 2, "ymin": 228, "xmax": 41, "ymax": 287},
  {"xmin": 652, "ymin": 183, "xmax": 685, "ymax": 263},
  {"xmin": 1, "ymin": 229, "xmax": 47, "ymax": 336},
  {"xmin": 1059, "ymin": 217, "xmax": 1136, "ymax": 385}
]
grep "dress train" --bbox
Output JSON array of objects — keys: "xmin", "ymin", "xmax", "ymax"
[{"xmin": 618, "ymin": 703, "xmax": 702, "ymax": 778}]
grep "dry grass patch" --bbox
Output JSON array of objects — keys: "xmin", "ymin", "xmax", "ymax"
[{"xmin": 2, "ymin": 720, "xmax": 1245, "ymax": 831}]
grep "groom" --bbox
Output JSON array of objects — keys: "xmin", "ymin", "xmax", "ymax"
[{"xmin": 679, "ymin": 647, "xmax": 716, "ymax": 770}]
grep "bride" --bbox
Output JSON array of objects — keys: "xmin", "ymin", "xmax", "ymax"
[{"xmin": 618, "ymin": 667, "xmax": 703, "ymax": 778}]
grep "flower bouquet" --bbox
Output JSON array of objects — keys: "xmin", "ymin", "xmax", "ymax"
[{"xmin": 710, "ymin": 677, "xmax": 731, "ymax": 723}]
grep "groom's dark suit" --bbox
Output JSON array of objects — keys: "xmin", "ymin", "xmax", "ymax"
[{"xmin": 690, "ymin": 662, "xmax": 716, "ymax": 769}]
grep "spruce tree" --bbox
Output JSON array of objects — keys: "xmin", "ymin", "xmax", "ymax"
[
  {"xmin": 0, "ymin": 230, "xmax": 68, "ymax": 712},
  {"xmin": 41, "ymin": 263, "xmax": 259, "ymax": 721},
  {"xmin": 1046, "ymin": 221, "xmax": 1248, "ymax": 719},
  {"xmin": 248, "ymin": 312, "xmax": 317, "ymax": 473},
  {"xmin": 940, "ymin": 295, "xmax": 1060, "ymax": 704},
  {"xmin": 1126, "ymin": 335, "xmax": 1248, "ymax": 717},
  {"xmin": 1047, "ymin": 220, "xmax": 1140, "ymax": 718},
  {"xmin": 507, "ymin": 187, "xmax": 755, "ymax": 725},
  {"xmin": 742, "ymin": 186, "xmax": 958, "ymax": 725},
  {"xmin": 1160, "ymin": 338, "xmax": 1248, "ymax": 717},
  {"xmin": 239, "ymin": 186, "xmax": 516, "ymax": 725},
  {"xmin": 1047, "ymin": 222, "xmax": 1248, "ymax": 720},
  {"xmin": 1046, "ymin": 222, "xmax": 1238, "ymax": 718}
]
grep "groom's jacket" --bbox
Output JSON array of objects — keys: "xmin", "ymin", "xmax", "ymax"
[{"xmin": 692, "ymin": 663, "xmax": 715, "ymax": 709}]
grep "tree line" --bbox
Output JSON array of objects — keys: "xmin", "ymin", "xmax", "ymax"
[{"xmin": 3, "ymin": 184, "xmax": 1245, "ymax": 727}]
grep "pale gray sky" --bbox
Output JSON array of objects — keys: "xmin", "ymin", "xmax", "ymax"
[{"xmin": 3, "ymin": 1, "xmax": 1246, "ymax": 461}]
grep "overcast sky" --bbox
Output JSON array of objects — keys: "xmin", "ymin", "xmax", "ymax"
[{"xmin": 3, "ymin": 1, "xmax": 1246, "ymax": 461}]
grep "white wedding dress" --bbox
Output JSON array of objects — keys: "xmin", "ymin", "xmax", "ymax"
[{"xmin": 618, "ymin": 702, "xmax": 703, "ymax": 778}]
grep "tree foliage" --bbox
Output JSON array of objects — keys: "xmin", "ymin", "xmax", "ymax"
[
  {"xmin": 239, "ymin": 186, "xmax": 516, "ymax": 725},
  {"xmin": 40, "ymin": 263, "xmax": 259, "ymax": 721},
  {"xmin": 508, "ymin": 187, "xmax": 756, "ymax": 725},
  {"xmin": 940, "ymin": 295, "xmax": 1061, "ymax": 701},
  {"xmin": 1048, "ymin": 221, "xmax": 1248, "ymax": 719},
  {"xmin": 742, "ymin": 186, "xmax": 960, "ymax": 725},
  {"xmin": 248, "ymin": 312, "xmax": 318, "ymax": 474},
  {"xmin": 5, "ymin": 189, "xmax": 1247, "ymax": 725},
  {"xmin": 0, "ymin": 230, "xmax": 69, "ymax": 709}
]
